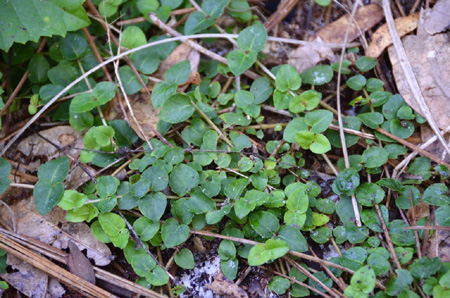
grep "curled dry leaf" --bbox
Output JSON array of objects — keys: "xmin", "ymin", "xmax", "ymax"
[
  {"xmin": 289, "ymin": 4, "xmax": 384, "ymax": 73},
  {"xmin": 67, "ymin": 240, "xmax": 96, "ymax": 284},
  {"xmin": 366, "ymin": 13, "xmax": 419, "ymax": 58}
]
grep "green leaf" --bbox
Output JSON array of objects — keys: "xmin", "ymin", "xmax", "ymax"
[
  {"xmin": 248, "ymin": 239, "xmax": 289, "ymax": 266},
  {"xmin": 0, "ymin": 158, "xmax": 11, "ymax": 195},
  {"xmin": 169, "ymin": 164, "xmax": 199, "ymax": 196},
  {"xmin": 423, "ymin": 183, "xmax": 449, "ymax": 206},
  {"xmin": 385, "ymin": 269, "xmax": 413, "ymax": 296},
  {"xmin": 227, "ymin": 49, "xmax": 257, "ymax": 76},
  {"xmin": 286, "ymin": 188, "xmax": 309, "ymax": 213},
  {"xmin": 300, "ymin": 65, "xmax": 333, "ymax": 86},
  {"xmin": 122, "ymin": 26, "xmax": 146, "ymax": 49},
  {"xmin": 37, "ymin": 156, "xmax": 70, "ymax": 183},
  {"xmin": 275, "ymin": 65, "xmax": 301, "ymax": 92},
  {"xmin": 69, "ymin": 93, "xmax": 97, "ymax": 113},
  {"xmin": 90, "ymin": 220, "xmax": 111, "ymax": 243},
  {"xmin": 389, "ymin": 220, "xmax": 416, "ymax": 246},
  {"xmin": 0, "ymin": 0, "xmax": 90, "ymax": 52},
  {"xmin": 356, "ymin": 56, "xmax": 377, "ymax": 72},
  {"xmin": 410, "ymin": 257, "xmax": 441, "ymax": 279},
  {"xmin": 355, "ymin": 183, "xmax": 385, "ymax": 206},
  {"xmin": 357, "ymin": 112, "xmax": 384, "ymax": 129},
  {"xmin": 175, "ymin": 248, "xmax": 195, "ymax": 269},
  {"xmin": 28, "ymin": 54, "xmax": 50, "ymax": 83},
  {"xmin": 184, "ymin": 11, "xmax": 214, "ymax": 35},
  {"xmin": 58, "ymin": 190, "xmax": 87, "ymax": 210},
  {"xmin": 130, "ymin": 47, "xmax": 160, "ymax": 75},
  {"xmin": 131, "ymin": 254, "xmax": 156, "ymax": 277},
  {"xmin": 268, "ymin": 276, "xmax": 290, "ymax": 295},
  {"xmin": 332, "ymin": 169, "xmax": 360, "ymax": 196},
  {"xmin": 327, "ymin": 116, "xmax": 361, "ymax": 148},
  {"xmin": 165, "ymin": 60, "xmax": 191, "ymax": 85},
  {"xmin": 228, "ymin": 0, "xmax": 252, "ymax": 22},
  {"xmin": 221, "ymin": 258, "xmax": 238, "ymax": 280},
  {"xmin": 118, "ymin": 65, "xmax": 148, "ymax": 95},
  {"xmin": 295, "ymin": 130, "xmax": 314, "ymax": 149},
  {"xmin": 202, "ymin": 0, "xmax": 230, "ymax": 18},
  {"xmin": 237, "ymin": 22, "xmax": 267, "ymax": 52},
  {"xmin": 249, "ymin": 211, "xmax": 280, "ymax": 238},
  {"xmin": 219, "ymin": 240, "xmax": 236, "ymax": 261},
  {"xmin": 251, "ymin": 77, "xmax": 273, "ymax": 104},
  {"xmin": 151, "ymin": 81, "xmax": 177, "ymax": 109},
  {"xmin": 366, "ymin": 78, "xmax": 384, "ymax": 92},
  {"xmin": 367, "ymin": 253, "xmax": 389, "ymax": 276},
  {"xmin": 109, "ymin": 120, "xmax": 138, "ymax": 148},
  {"xmin": 310, "ymin": 226, "xmax": 331, "ymax": 244},
  {"xmin": 187, "ymin": 187, "xmax": 216, "ymax": 214},
  {"xmin": 305, "ymin": 110, "xmax": 333, "ymax": 133},
  {"xmin": 33, "ymin": 179, "xmax": 64, "ymax": 215},
  {"xmin": 92, "ymin": 82, "xmax": 116, "ymax": 106},
  {"xmin": 98, "ymin": 212, "xmax": 126, "ymax": 237},
  {"xmin": 273, "ymin": 89, "xmax": 292, "ymax": 110},
  {"xmin": 314, "ymin": 0, "xmax": 331, "ymax": 6},
  {"xmin": 362, "ymin": 147, "xmax": 388, "ymax": 168},
  {"xmin": 346, "ymin": 75, "xmax": 367, "ymax": 91},
  {"xmin": 284, "ymin": 117, "xmax": 307, "ymax": 143},
  {"xmin": 61, "ymin": 33, "xmax": 88, "ymax": 60},
  {"xmin": 147, "ymin": 266, "xmax": 169, "ymax": 286},
  {"xmin": 234, "ymin": 90, "xmax": 254, "ymax": 108},
  {"xmin": 385, "ymin": 144, "xmax": 407, "ymax": 159},
  {"xmin": 161, "ymin": 218, "xmax": 189, "ymax": 248},
  {"xmin": 133, "ymin": 217, "xmax": 160, "ymax": 241},
  {"xmin": 436, "ymin": 205, "xmax": 450, "ymax": 226},
  {"xmin": 224, "ymin": 178, "xmax": 249, "ymax": 200},
  {"xmin": 276, "ymin": 225, "xmax": 308, "ymax": 252},
  {"xmin": 351, "ymin": 266, "xmax": 376, "ymax": 294},
  {"xmin": 159, "ymin": 94, "xmax": 195, "ymax": 124},
  {"xmin": 383, "ymin": 94, "xmax": 406, "ymax": 120},
  {"xmin": 139, "ymin": 192, "xmax": 167, "ymax": 222},
  {"xmin": 161, "ymin": 0, "xmax": 182, "ymax": 9},
  {"xmin": 97, "ymin": 176, "xmax": 119, "ymax": 198},
  {"xmin": 390, "ymin": 119, "xmax": 414, "ymax": 139}
]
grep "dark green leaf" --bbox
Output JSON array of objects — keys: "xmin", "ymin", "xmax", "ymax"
[
  {"xmin": 37, "ymin": 156, "xmax": 70, "ymax": 183},
  {"xmin": 169, "ymin": 164, "xmax": 199, "ymax": 196},
  {"xmin": 165, "ymin": 60, "xmax": 191, "ymax": 85},
  {"xmin": 161, "ymin": 218, "xmax": 189, "ymax": 248},
  {"xmin": 138, "ymin": 192, "xmax": 167, "ymax": 222},
  {"xmin": 159, "ymin": 94, "xmax": 195, "ymax": 124},
  {"xmin": 174, "ymin": 248, "xmax": 195, "ymax": 269},
  {"xmin": 227, "ymin": 49, "xmax": 257, "ymax": 76},
  {"xmin": 300, "ymin": 65, "xmax": 333, "ymax": 86}
]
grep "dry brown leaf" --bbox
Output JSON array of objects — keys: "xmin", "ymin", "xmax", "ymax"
[
  {"xmin": 153, "ymin": 43, "xmax": 200, "ymax": 80},
  {"xmin": 406, "ymin": 202, "xmax": 430, "ymax": 223},
  {"xmin": 388, "ymin": 32, "xmax": 450, "ymax": 130},
  {"xmin": 316, "ymin": 4, "xmax": 384, "ymax": 43},
  {"xmin": 17, "ymin": 126, "xmax": 83, "ymax": 160},
  {"xmin": 366, "ymin": 13, "xmax": 419, "ymax": 58},
  {"xmin": 0, "ymin": 255, "xmax": 66, "ymax": 298},
  {"xmin": 424, "ymin": 230, "xmax": 450, "ymax": 262},
  {"xmin": 423, "ymin": 0, "xmax": 450, "ymax": 35},
  {"xmin": 289, "ymin": 4, "xmax": 384, "ymax": 73},
  {"xmin": 205, "ymin": 272, "xmax": 248, "ymax": 298},
  {"xmin": 420, "ymin": 125, "xmax": 450, "ymax": 163},
  {"xmin": 67, "ymin": 240, "xmax": 96, "ymax": 284},
  {"xmin": 0, "ymin": 198, "xmax": 112, "ymax": 266}
]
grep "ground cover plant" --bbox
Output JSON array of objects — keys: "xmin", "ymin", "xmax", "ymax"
[{"xmin": 0, "ymin": 0, "xmax": 449, "ymax": 297}]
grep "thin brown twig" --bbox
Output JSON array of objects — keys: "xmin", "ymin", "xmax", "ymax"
[
  {"xmin": 403, "ymin": 226, "xmax": 450, "ymax": 231},
  {"xmin": 375, "ymin": 204, "xmax": 402, "ymax": 270},
  {"xmin": 308, "ymin": 245, "xmax": 347, "ymax": 292},
  {"xmin": 376, "ymin": 127, "xmax": 450, "ymax": 168},
  {"xmin": 284, "ymin": 257, "xmax": 342, "ymax": 298}
]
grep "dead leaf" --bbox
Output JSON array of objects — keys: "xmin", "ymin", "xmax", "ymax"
[
  {"xmin": 420, "ymin": 125, "xmax": 450, "ymax": 163},
  {"xmin": 0, "ymin": 198, "xmax": 112, "ymax": 266},
  {"xmin": 406, "ymin": 202, "xmax": 430, "ymax": 223},
  {"xmin": 205, "ymin": 272, "xmax": 248, "ymax": 298},
  {"xmin": 0, "ymin": 255, "xmax": 66, "ymax": 298},
  {"xmin": 366, "ymin": 13, "xmax": 419, "ymax": 58},
  {"xmin": 316, "ymin": 4, "xmax": 384, "ymax": 44},
  {"xmin": 65, "ymin": 164, "xmax": 97, "ymax": 190},
  {"xmin": 423, "ymin": 0, "xmax": 450, "ymax": 35},
  {"xmin": 388, "ymin": 31, "xmax": 450, "ymax": 130},
  {"xmin": 289, "ymin": 4, "xmax": 384, "ymax": 73},
  {"xmin": 424, "ymin": 230, "xmax": 450, "ymax": 263},
  {"xmin": 17, "ymin": 126, "xmax": 83, "ymax": 160},
  {"xmin": 153, "ymin": 43, "xmax": 200, "ymax": 80},
  {"xmin": 67, "ymin": 240, "xmax": 96, "ymax": 284}
]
